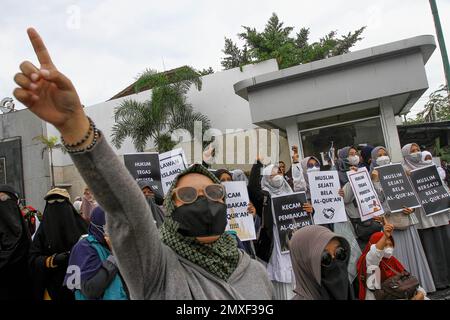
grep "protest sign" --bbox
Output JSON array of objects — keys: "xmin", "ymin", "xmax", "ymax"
[
  {"xmin": 124, "ymin": 153, "xmax": 163, "ymax": 195},
  {"xmin": 159, "ymin": 148, "xmax": 188, "ymax": 195},
  {"xmin": 375, "ymin": 163, "xmax": 420, "ymax": 212},
  {"xmin": 222, "ymin": 181, "xmax": 256, "ymax": 241},
  {"xmin": 308, "ymin": 171, "xmax": 347, "ymax": 224},
  {"xmin": 271, "ymin": 192, "xmax": 314, "ymax": 253},
  {"xmin": 347, "ymin": 167, "xmax": 384, "ymax": 221},
  {"xmin": 410, "ymin": 165, "xmax": 450, "ymax": 216}
]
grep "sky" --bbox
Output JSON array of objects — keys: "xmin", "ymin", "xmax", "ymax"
[{"xmin": 1, "ymin": 0, "xmax": 449, "ymax": 118}]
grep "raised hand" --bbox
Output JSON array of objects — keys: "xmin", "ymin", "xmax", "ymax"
[
  {"xmin": 383, "ymin": 217, "xmax": 394, "ymax": 238},
  {"xmin": 13, "ymin": 28, "xmax": 89, "ymax": 142},
  {"xmin": 291, "ymin": 145, "xmax": 299, "ymax": 163},
  {"xmin": 256, "ymin": 154, "xmax": 264, "ymax": 164}
]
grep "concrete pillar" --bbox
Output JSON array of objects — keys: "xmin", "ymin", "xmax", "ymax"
[
  {"xmin": 285, "ymin": 118, "xmax": 302, "ymax": 162},
  {"xmin": 380, "ymin": 97, "xmax": 403, "ymax": 163}
]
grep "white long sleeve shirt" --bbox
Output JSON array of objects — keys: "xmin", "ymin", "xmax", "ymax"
[
  {"xmin": 364, "ymin": 244, "xmax": 428, "ymax": 300},
  {"xmin": 291, "ymin": 163, "xmax": 307, "ymax": 193}
]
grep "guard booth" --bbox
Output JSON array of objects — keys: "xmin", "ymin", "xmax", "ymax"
[{"xmin": 234, "ymin": 35, "xmax": 436, "ymax": 167}]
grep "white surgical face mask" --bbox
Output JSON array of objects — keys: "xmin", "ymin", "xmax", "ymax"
[
  {"xmin": 383, "ymin": 247, "xmax": 394, "ymax": 259},
  {"xmin": 376, "ymin": 156, "xmax": 391, "ymax": 166},
  {"xmin": 270, "ymin": 175, "xmax": 284, "ymax": 188},
  {"xmin": 347, "ymin": 155, "xmax": 360, "ymax": 166},
  {"xmin": 423, "ymin": 159, "xmax": 433, "ymax": 165},
  {"xmin": 408, "ymin": 152, "xmax": 422, "ymax": 163},
  {"xmin": 307, "ymin": 167, "xmax": 320, "ymax": 173}
]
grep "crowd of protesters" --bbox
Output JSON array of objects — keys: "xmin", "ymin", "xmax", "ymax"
[{"xmin": 1, "ymin": 28, "xmax": 450, "ymax": 301}]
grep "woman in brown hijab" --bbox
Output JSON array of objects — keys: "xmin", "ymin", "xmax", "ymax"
[{"xmin": 289, "ymin": 225, "xmax": 354, "ymax": 300}]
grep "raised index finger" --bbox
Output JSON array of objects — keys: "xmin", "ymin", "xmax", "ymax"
[{"xmin": 27, "ymin": 28, "xmax": 54, "ymax": 66}]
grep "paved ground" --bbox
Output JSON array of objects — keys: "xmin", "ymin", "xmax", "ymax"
[{"xmin": 428, "ymin": 287, "xmax": 450, "ymax": 300}]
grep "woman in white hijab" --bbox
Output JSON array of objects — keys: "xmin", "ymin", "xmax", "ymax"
[
  {"xmin": 248, "ymin": 157, "xmax": 313, "ymax": 300},
  {"xmin": 402, "ymin": 143, "xmax": 450, "ymax": 290},
  {"xmin": 371, "ymin": 145, "xmax": 436, "ymax": 293},
  {"xmin": 421, "ymin": 150, "xmax": 447, "ymax": 181}
]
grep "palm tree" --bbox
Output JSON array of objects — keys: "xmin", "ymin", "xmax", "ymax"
[
  {"xmin": 111, "ymin": 66, "xmax": 211, "ymax": 153},
  {"xmin": 418, "ymin": 84, "xmax": 449, "ymax": 122},
  {"xmin": 33, "ymin": 135, "xmax": 65, "ymax": 188}
]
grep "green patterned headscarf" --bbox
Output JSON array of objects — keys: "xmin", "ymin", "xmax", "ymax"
[{"xmin": 160, "ymin": 164, "xmax": 240, "ymax": 281}]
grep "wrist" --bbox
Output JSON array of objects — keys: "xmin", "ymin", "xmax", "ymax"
[{"xmin": 58, "ymin": 111, "xmax": 90, "ymax": 143}]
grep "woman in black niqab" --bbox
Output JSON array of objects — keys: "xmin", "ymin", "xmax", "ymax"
[
  {"xmin": 0, "ymin": 185, "xmax": 32, "ymax": 300},
  {"xmin": 29, "ymin": 191, "xmax": 88, "ymax": 300}
]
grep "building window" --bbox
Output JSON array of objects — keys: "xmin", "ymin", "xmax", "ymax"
[{"xmin": 300, "ymin": 117, "xmax": 385, "ymax": 168}]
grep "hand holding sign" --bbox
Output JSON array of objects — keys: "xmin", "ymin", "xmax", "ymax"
[
  {"xmin": 371, "ymin": 169, "xmax": 379, "ymax": 182},
  {"xmin": 402, "ymin": 207, "xmax": 414, "ymax": 215},
  {"xmin": 302, "ymin": 202, "xmax": 314, "ymax": 214},
  {"xmin": 13, "ymin": 28, "xmax": 88, "ymax": 142},
  {"xmin": 247, "ymin": 202, "xmax": 256, "ymax": 217}
]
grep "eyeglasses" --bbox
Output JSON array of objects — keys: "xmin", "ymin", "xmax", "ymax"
[
  {"xmin": 0, "ymin": 194, "xmax": 11, "ymax": 202},
  {"xmin": 321, "ymin": 247, "xmax": 347, "ymax": 267},
  {"xmin": 47, "ymin": 199, "xmax": 66, "ymax": 204},
  {"xmin": 307, "ymin": 163, "xmax": 320, "ymax": 169},
  {"xmin": 172, "ymin": 184, "xmax": 225, "ymax": 204}
]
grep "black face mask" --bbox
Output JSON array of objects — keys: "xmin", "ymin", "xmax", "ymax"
[
  {"xmin": 144, "ymin": 189, "xmax": 164, "ymax": 206},
  {"xmin": 153, "ymin": 193, "xmax": 164, "ymax": 206},
  {"xmin": 171, "ymin": 197, "xmax": 227, "ymax": 237},
  {"xmin": 320, "ymin": 259, "xmax": 350, "ymax": 300}
]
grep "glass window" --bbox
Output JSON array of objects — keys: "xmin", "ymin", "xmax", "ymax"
[{"xmin": 300, "ymin": 117, "xmax": 385, "ymax": 169}]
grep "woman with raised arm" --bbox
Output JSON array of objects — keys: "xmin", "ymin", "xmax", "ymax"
[{"xmin": 13, "ymin": 28, "xmax": 273, "ymax": 300}]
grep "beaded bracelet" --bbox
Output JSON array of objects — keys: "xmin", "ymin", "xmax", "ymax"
[
  {"xmin": 64, "ymin": 126, "xmax": 101, "ymax": 154},
  {"xmin": 61, "ymin": 116, "xmax": 94, "ymax": 148}
]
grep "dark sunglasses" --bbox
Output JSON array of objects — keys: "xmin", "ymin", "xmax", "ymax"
[
  {"xmin": 307, "ymin": 163, "xmax": 320, "ymax": 169},
  {"xmin": 172, "ymin": 184, "xmax": 225, "ymax": 204},
  {"xmin": 47, "ymin": 199, "xmax": 66, "ymax": 204},
  {"xmin": 321, "ymin": 247, "xmax": 347, "ymax": 267}
]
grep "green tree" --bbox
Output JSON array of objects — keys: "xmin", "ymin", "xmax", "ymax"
[
  {"xmin": 406, "ymin": 85, "xmax": 450, "ymax": 123},
  {"xmin": 111, "ymin": 66, "xmax": 211, "ymax": 153},
  {"xmin": 222, "ymin": 13, "xmax": 365, "ymax": 70},
  {"xmin": 420, "ymin": 84, "xmax": 450, "ymax": 121},
  {"xmin": 199, "ymin": 67, "xmax": 215, "ymax": 76},
  {"xmin": 33, "ymin": 135, "xmax": 65, "ymax": 188}
]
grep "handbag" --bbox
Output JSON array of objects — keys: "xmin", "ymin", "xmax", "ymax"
[{"xmin": 373, "ymin": 261, "xmax": 420, "ymax": 300}]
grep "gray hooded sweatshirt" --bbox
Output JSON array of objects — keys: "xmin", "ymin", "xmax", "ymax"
[{"xmin": 70, "ymin": 134, "xmax": 274, "ymax": 300}]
